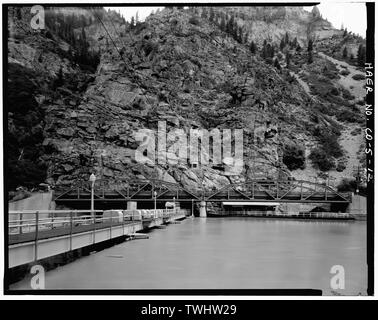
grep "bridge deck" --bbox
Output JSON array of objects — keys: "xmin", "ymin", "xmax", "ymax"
[
  {"xmin": 9, "ymin": 220, "xmax": 140, "ymax": 245},
  {"xmin": 8, "ymin": 209, "xmax": 187, "ymax": 268}
]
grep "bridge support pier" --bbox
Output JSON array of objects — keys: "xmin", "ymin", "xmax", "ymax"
[
  {"xmin": 199, "ymin": 201, "xmax": 207, "ymax": 218},
  {"xmin": 127, "ymin": 201, "xmax": 137, "ymax": 210}
]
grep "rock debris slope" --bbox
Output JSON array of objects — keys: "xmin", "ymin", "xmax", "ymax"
[{"xmin": 7, "ymin": 7, "xmax": 366, "ymax": 194}]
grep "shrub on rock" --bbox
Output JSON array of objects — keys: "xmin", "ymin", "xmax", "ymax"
[
  {"xmin": 282, "ymin": 144, "xmax": 306, "ymax": 170},
  {"xmin": 309, "ymin": 148, "xmax": 335, "ymax": 171}
]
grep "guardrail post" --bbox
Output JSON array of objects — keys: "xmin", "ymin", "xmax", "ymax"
[
  {"xmin": 93, "ymin": 211, "xmax": 96, "ymax": 244},
  {"xmin": 122, "ymin": 211, "xmax": 125, "ymax": 236},
  {"xmin": 110, "ymin": 212, "xmax": 113, "ymax": 239},
  {"xmin": 70, "ymin": 211, "xmax": 73, "ymax": 251},
  {"xmin": 34, "ymin": 211, "xmax": 39, "ymax": 261},
  {"xmin": 19, "ymin": 213, "xmax": 23, "ymax": 234}
]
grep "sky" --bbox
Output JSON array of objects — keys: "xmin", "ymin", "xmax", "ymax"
[
  {"xmin": 105, "ymin": 3, "xmax": 367, "ymax": 37},
  {"xmin": 105, "ymin": 6, "xmax": 163, "ymax": 23},
  {"xmin": 303, "ymin": 3, "xmax": 366, "ymax": 37}
]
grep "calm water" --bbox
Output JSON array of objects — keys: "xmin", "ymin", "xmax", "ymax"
[{"xmin": 11, "ymin": 217, "xmax": 367, "ymax": 295}]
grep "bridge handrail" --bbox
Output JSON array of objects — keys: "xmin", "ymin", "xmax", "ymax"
[
  {"xmin": 8, "ymin": 208, "xmax": 183, "ymax": 235},
  {"xmin": 9, "ymin": 210, "xmax": 104, "ymax": 215},
  {"xmin": 233, "ymin": 211, "xmax": 352, "ymax": 219}
]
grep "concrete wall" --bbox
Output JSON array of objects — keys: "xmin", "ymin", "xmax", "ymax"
[
  {"xmin": 9, "ymin": 192, "xmax": 55, "ymax": 211},
  {"xmin": 347, "ymin": 194, "xmax": 366, "ymax": 215},
  {"xmin": 278, "ymin": 203, "xmax": 301, "ymax": 214},
  {"xmin": 278, "ymin": 203, "xmax": 331, "ymax": 214}
]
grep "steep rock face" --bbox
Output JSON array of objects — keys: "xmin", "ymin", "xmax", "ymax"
[
  {"xmin": 216, "ymin": 6, "xmax": 341, "ymax": 46},
  {"xmin": 40, "ymin": 8, "xmax": 327, "ymax": 190},
  {"xmin": 7, "ymin": 7, "xmax": 85, "ymax": 189},
  {"xmin": 8, "ymin": 6, "xmax": 364, "ymax": 193}
]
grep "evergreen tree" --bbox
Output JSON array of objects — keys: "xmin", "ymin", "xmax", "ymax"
[
  {"xmin": 280, "ymin": 38, "xmax": 285, "ymax": 51},
  {"xmin": 308, "ymin": 51, "xmax": 313, "ymax": 64},
  {"xmin": 220, "ymin": 15, "xmax": 226, "ymax": 31},
  {"xmin": 293, "ymin": 37, "xmax": 298, "ymax": 48},
  {"xmin": 274, "ymin": 58, "xmax": 281, "ymax": 70},
  {"xmin": 54, "ymin": 66, "xmax": 64, "ymax": 89},
  {"xmin": 284, "ymin": 32, "xmax": 289, "ymax": 45},
  {"xmin": 286, "ymin": 52, "xmax": 291, "ymax": 68},
  {"xmin": 261, "ymin": 41, "xmax": 267, "ymax": 59},
  {"xmin": 250, "ymin": 41, "xmax": 256, "ymax": 54},
  {"xmin": 135, "ymin": 11, "xmax": 139, "ymax": 26},
  {"xmin": 237, "ymin": 26, "xmax": 243, "ymax": 43},
  {"xmin": 357, "ymin": 44, "xmax": 366, "ymax": 66},
  {"xmin": 130, "ymin": 16, "xmax": 135, "ymax": 29},
  {"xmin": 227, "ymin": 15, "xmax": 235, "ymax": 35},
  {"xmin": 342, "ymin": 46, "xmax": 348, "ymax": 58},
  {"xmin": 307, "ymin": 39, "xmax": 313, "ymax": 52},
  {"xmin": 243, "ymin": 32, "xmax": 248, "ymax": 44},
  {"xmin": 209, "ymin": 7, "xmax": 215, "ymax": 22},
  {"xmin": 80, "ymin": 27, "xmax": 87, "ymax": 53},
  {"xmin": 215, "ymin": 12, "xmax": 220, "ymax": 23},
  {"xmin": 266, "ymin": 43, "xmax": 274, "ymax": 58},
  {"xmin": 201, "ymin": 8, "xmax": 208, "ymax": 19}
]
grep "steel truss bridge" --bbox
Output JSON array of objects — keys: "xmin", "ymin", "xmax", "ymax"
[{"xmin": 54, "ymin": 178, "xmax": 352, "ymax": 208}]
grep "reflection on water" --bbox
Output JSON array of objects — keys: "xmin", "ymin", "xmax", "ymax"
[{"xmin": 11, "ymin": 217, "xmax": 367, "ymax": 295}]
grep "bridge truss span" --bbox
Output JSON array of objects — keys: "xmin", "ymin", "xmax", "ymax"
[{"xmin": 53, "ymin": 178, "xmax": 351, "ymax": 207}]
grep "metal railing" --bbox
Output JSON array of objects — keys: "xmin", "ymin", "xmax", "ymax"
[
  {"xmin": 8, "ymin": 208, "xmax": 186, "ymax": 265},
  {"xmin": 223, "ymin": 211, "xmax": 352, "ymax": 219},
  {"xmin": 8, "ymin": 208, "xmax": 181, "ymax": 236},
  {"xmin": 296, "ymin": 212, "xmax": 352, "ymax": 219}
]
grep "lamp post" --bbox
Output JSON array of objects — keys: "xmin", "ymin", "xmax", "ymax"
[
  {"xmin": 356, "ymin": 165, "xmax": 361, "ymax": 195},
  {"xmin": 154, "ymin": 190, "xmax": 157, "ymax": 218},
  {"xmin": 89, "ymin": 173, "xmax": 96, "ymax": 218},
  {"xmin": 173, "ymin": 197, "xmax": 176, "ymax": 213}
]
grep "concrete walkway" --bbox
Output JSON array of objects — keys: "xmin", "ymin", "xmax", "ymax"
[{"xmin": 9, "ymin": 220, "xmax": 138, "ymax": 245}]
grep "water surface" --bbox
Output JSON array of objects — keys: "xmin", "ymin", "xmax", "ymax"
[{"xmin": 11, "ymin": 217, "xmax": 367, "ymax": 295}]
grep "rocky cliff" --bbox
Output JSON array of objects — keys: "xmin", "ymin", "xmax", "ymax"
[
  {"xmin": 7, "ymin": 6, "xmax": 366, "ymax": 195},
  {"xmin": 212, "ymin": 6, "xmax": 341, "ymax": 46}
]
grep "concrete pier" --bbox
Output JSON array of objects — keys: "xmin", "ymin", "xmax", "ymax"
[
  {"xmin": 127, "ymin": 201, "xmax": 137, "ymax": 210},
  {"xmin": 347, "ymin": 194, "xmax": 366, "ymax": 219},
  {"xmin": 199, "ymin": 201, "xmax": 207, "ymax": 218}
]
